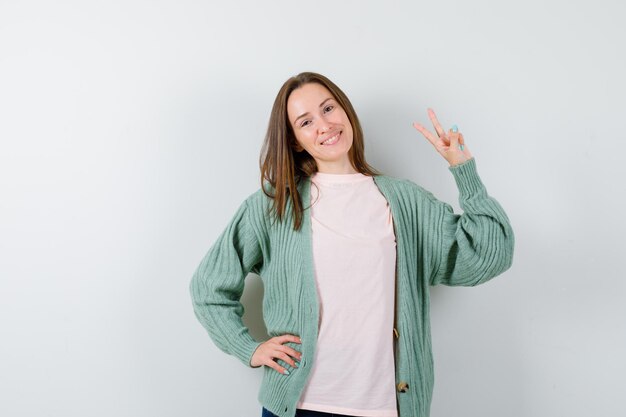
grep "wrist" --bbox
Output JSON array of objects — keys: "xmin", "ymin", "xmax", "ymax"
[{"xmin": 449, "ymin": 157, "xmax": 473, "ymax": 168}]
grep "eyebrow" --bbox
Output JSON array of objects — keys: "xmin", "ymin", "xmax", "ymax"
[{"xmin": 293, "ymin": 97, "xmax": 335, "ymax": 126}]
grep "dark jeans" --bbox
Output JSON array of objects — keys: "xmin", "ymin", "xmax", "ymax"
[{"xmin": 262, "ymin": 406, "xmax": 358, "ymax": 417}]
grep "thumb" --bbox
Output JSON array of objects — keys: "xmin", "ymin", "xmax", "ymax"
[{"xmin": 448, "ymin": 130, "xmax": 460, "ymax": 149}]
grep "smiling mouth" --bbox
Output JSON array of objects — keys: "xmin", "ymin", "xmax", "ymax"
[{"xmin": 321, "ymin": 131, "xmax": 341, "ymax": 145}]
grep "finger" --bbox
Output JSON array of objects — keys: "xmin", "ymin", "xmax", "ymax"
[
  {"xmin": 448, "ymin": 129, "xmax": 460, "ymax": 144},
  {"xmin": 277, "ymin": 334, "xmax": 302, "ymax": 344},
  {"xmin": 427, "ymin": 108, "xmax": 446, "ymax": 139},
  {"xmin": 263, "ymin": 348, "xmax": 292, "ymax": 375},
  {"xmin": 275, "ymin": 343, "xmax": 302, "ymax": 363},
  {"xmin": 276, "ymin": 351, "xmax": 298, "ymax": 368},
  {"xmin": 449, "ymin": 130, "xmax": 466, "ymax": 151},
  {"xmin": 449, "ymin": 131, "xmax": 459, "ymax": 147},
  {"xmin": 438, "ymin": 129, "xmax": 450, "ymax": 146},
  {"xmin": 267, "ymin": 359, "xmax": 290, "ymax": 375},
  {"xmin": 413, "ymin": 122, "xmax": 441, "ymax": 148},
  {"xmin": 280, "ymin": 345, "xmax": 302, "ymax": 361}
]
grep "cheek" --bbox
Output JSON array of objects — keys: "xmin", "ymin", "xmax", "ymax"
[
  {"xmin": 305, "ymin": 130, "xmax": 318, "ymax": 142},
  {"xmin": 295, "ymin": 132, "xmax": 314, "ymax": 148},
  {"xmin": 340, "ymin": 113, "xmax": 352, "ymax": 130}
]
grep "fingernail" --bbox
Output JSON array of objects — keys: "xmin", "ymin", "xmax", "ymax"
[
  {"xmin": 295, "ymin": 361, "xmax": 300, "ymax": 367},
  {"xmin": 452, "ymin": 125, "xmax": 458, "ymax": 133},
  {"xmin": 284, "ymin": 369, "xmax": 290, "ymax": 375}
]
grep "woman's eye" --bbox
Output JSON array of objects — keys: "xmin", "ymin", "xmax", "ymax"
[{"xmin": 300, "ymin": 105, "xmax": 334, "ymax": 127}]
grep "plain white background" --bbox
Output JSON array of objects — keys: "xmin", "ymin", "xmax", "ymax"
[{"xmin": 1, "ymin": 1, "xmax": 624, "ymax": 416}]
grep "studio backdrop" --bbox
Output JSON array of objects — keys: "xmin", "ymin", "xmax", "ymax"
[{"xmin": 0, "ymin": 1, "xmax": 624, "ymax": 416}]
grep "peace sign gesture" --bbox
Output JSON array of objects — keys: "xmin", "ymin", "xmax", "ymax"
[{"xmin": 413, "ymin": 108, "xmax": 473, "ymax": 167}]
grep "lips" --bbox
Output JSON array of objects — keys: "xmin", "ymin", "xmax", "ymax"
[{"xmin": 320, "ymin": 131, "xmax": 342, "ymax": 145}]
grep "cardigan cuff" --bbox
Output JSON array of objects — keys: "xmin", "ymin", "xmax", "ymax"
[
  {"xmin": 233, "ymin": 337, "xmax": 264, "ymax": 368},
  {"xmin": 247, "ymin": 341, "xmax": 264, "ymax": 368},
  {"xmin": 447, "ymin": 157, "xmax": 486, "ymax": 197}
]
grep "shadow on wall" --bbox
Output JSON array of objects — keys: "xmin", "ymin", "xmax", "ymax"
[{"xmin": 241, "ymin": 274, "xmax": 269, "ymax": 343}]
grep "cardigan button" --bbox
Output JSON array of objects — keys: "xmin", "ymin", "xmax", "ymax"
[
  {"xmin": 393, "ymin": 327, "xmax": 399, "ymax": 339},
  {"xmin": 396, "ymin": 381, "xmax": 409, "ymax": 392}
]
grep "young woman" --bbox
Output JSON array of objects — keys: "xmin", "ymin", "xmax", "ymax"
[{"xmin": 189, "ymin": 72, "xmax": 515, "ymax": 417}]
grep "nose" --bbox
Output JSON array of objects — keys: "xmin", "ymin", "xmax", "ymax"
[{"xmin": 318, "ymin": 118, "xmax": 333, "ymax": 133}]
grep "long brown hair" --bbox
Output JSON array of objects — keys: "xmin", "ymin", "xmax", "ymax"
[{"xmin": 259, "ymin": 71, "xmax": 382, "ymax": 231}]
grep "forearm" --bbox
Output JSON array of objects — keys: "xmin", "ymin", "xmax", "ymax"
[{"xmin": 431, "ymin": 157, "xmax": 515, "ymax": 286}]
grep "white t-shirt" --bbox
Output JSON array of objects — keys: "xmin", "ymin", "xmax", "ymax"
[{"xmin": 296, "ymin": 171, "xmax": 398, "ymax": 417}]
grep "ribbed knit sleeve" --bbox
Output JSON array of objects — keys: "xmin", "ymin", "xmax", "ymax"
[
  {"xmin": 189, "ymin": 198, "xmax": 264, "ymax": 368},
  {"xmin": 430, "ymin": 157, "xmax": 515, "ymax": 286}
]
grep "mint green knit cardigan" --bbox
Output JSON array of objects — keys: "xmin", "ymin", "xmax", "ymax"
[{"xmin": 189, "ymin": 157, "xmax": 515, "ymax": 417}]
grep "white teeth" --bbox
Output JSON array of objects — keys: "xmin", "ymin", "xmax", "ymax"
[{"xmin": 322, "ymin": 133, "xmax": 340, "ymax": 145}]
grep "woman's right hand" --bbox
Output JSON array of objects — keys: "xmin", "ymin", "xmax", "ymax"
[{"xmin": 250, "ymin": 334, "xmax": 302, "ymax": 374}]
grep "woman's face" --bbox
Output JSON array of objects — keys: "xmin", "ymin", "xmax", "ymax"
[{"xmin": 287, "ymin": 82, "xmax": 356, "ymax": 174}]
